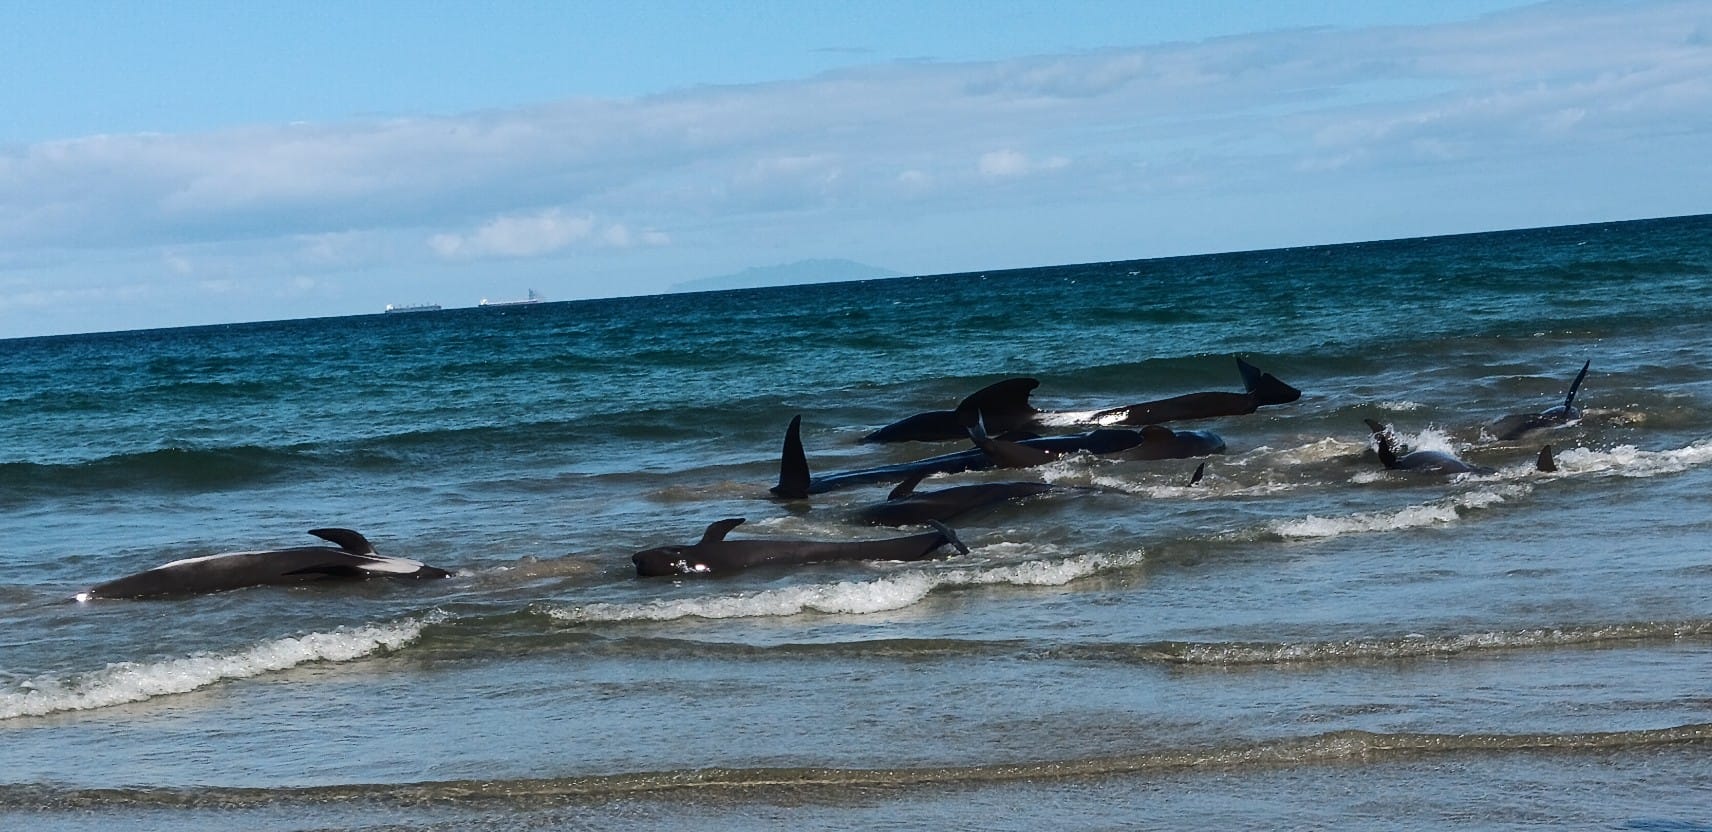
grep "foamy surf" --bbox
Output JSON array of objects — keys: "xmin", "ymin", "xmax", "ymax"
[
  {"xmin": 1271, "ymin": 485, "xmax": 1530, "ymax": 539},
  {"xmin": 546, "ymin": 546, "xmax": 1146, "ymax": 624},
  {"xmin": 0, "ymin": 614, "xmax": 440, "ymax": 719}
]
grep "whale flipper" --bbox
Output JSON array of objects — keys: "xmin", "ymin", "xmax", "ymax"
[
  {"xmin": 1188, "ymin": 462, "xmax": 1206, "ymax": 486},
  {"xmin": 1236, "ymin": 358, "xmax": 1302, "ymax": 406},
  {"xmin": 1563, "ymin": 360, "xmax": 1590, "ymax": 410},
  {"xmin": 1364, "ymin": 419, "xmax": 1403, "ymax": 469},
  {"xmin": 700, "ymin": 518, "xmax": 746, "ymax": 544},
  {"xmin": 307, "ymin": 528, "xmax": 375, "ymax": 555},
  {"xmin": 772, "ymin": 416, "xmax": 812, "ymax": 499}
]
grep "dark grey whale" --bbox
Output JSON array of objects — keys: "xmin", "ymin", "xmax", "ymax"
[
  {"xmin": 1490, "ymin": 360, "xmax": 1590, "ymax": 440},
  {"xmin": 632, "ymin": 518, "xmax": 968, "ymax": 577},
  {"xmin": 75, "ymin": 528, "xmax": 451, "ymax": 600},
  {"xmin": 853, "ymin": 470, "xmax": 1059, "ymax": 527},
  {"xmin": 1089, "ymin": 358, "xmax": 1302, "ymax": 426},
  {"xmin": 863, "ymin": 358, "xmax": 1299, "ymax": 443},
  {"xmin": 771, "ymin": 415, "xmax": 1224, "ymax": 498},
  {"xmin": 1364, "ymin": 419, "xmax": 1495, "ymax": 475}
]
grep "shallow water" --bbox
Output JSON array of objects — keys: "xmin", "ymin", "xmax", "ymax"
[{"xmin": 3, "ymin": 215, "xmax": 1711, "ymax": 828}]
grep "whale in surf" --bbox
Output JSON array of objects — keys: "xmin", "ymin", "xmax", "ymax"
[
  {"xmin": 862, "ymin": 357, "xmax": 1300, "ymax": 443},
  {"xmin": 771, "ymin": 415, "xmax": 1224, "ymax": 498},
  {"xmin": 1489, "ymin": 360, "xmax": 1590, "ymax": 440},
  {"xmin": 852, "ymin": 470, "xmax": 1060, "ymax": 527},
  {"xmin": 631, "ymin": 517, "xmax": 968, "ymax": 577},
  {"xmin": 74, "ymin": 528, "xmax": 451, "ymax": 600}
]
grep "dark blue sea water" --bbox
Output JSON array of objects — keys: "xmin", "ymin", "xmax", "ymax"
[{"xmin": 3, "ymin": 215, "xmax": 1711, "ymax": 829}]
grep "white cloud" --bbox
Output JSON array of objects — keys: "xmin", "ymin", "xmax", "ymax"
[
  {"xmin": 1, "ymin": 0, "xmax": 1709, "ymax": 335},
  {"xmin": 429, "ymin": 209, "xmax": 595, "ymax": 259},
  {"xmin": 428, "ymin": 209, "xmax": 667, "ymax": 259},
  {"xmin": 978, "ymin": 149, "xmax": 1070, "ymax": 179}
]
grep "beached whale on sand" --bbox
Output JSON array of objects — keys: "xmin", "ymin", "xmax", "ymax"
[
  {"xmin": 862, "ymin": 357, "xmax": 1301, "ymax": 443},
  {"xmin": 632, "ymin": 517, "xmax": 968, "ymax": 577},
  {"xmin": 1490, "ymin": 360, "xmax": 1590, "ymax": 440},
  {"xmin": 74, "ymin": 528, "xmax": 451, "ymax": 600},
  {"xmin": 771, "ymin": 415, "xmax": 1224, "ymax": 498}
]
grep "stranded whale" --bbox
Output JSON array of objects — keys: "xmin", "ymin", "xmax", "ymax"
[
  {"xmin": 74, "ymin": 528, "xmax": 451, "ymax": 600},
  {"xmin": 772, "ymin": 415, "xmax": 1224, "ymax": 498},
  {"xmin": 853, "ymin": 471, "xmax": 1060, "ymax": 527},
  {"xmin": 1364, "ymin": 419, "xmax": 1495, "ymax": 475},
  {"xmin": 632, "ymin": 517, "xmax": 968, "ymax": 577},
  {"xmin": 862, "ymin": 358, "xmax": 1300, "ymax": 443},
  {"xmin": 1490, "ymin": 360, "xmax": 1590, "ymax": 440}
]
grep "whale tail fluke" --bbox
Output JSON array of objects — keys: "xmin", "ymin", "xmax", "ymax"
[
  {"xmin": 1237, "ymin": 358, "xmax": 1303, "ymax": 406},
  {"xmin": 771, "ymin": 416, "xmax": 812, "ymax": 499},
  {"xmin": 1536, "ymin": 445, "xmax": 1557, "ymax": 472},
  {"xmin": 1564, "ymin": 360, "xmax": 1591, "ymax": 410},
  {"xmin": 927, "ymin": 520, "xmax": 970, "ymax": 556},
  {"xmin": 960, "ymin": 399, "xmax": 1057, "ymax": 468}
]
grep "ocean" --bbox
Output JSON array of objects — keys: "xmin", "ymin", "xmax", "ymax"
[{"xmin": 2, "ymin": 214, "xmax": 1710, "ymax": 830}]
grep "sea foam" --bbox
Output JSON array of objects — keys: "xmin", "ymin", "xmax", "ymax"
[
  {"xmin": 546, "ymin": 547, "xmax": 1145, "ymax": 624},
  {"xmin": 1271, "ymin": 485, "xmax": 1529, "ymax": 539},
  {"xmin": 0, "ymin": 615, "xmax": 438, "ymax": 719}
]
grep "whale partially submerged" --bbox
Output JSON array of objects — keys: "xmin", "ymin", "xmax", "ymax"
[
  {"xmin": 1364, "ymin": 419, "xmax": 1494, "ymax": 475},
  {"xmin": 1490, "ymin": 360, "xmax": 1590, "ymax": 441},
  {"xmin": 75, "ymin": 528, "xmax": 451, "ymax": 600},
  {"xmin": 632, "ymin": 517, "xmax": 968, "ymax": 577},
  {"xmin": 772, "ymin": 415, "xmax": 1224, "ymax": 498},
  {"xmin": 862, "ymin": 358, "xmax": 1300, "ymax": 443},
  {"xmin": 853, "ymin": 471, "xmax": 1060, "ymax": 526}
]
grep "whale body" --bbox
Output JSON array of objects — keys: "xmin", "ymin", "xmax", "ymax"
[
  {"xmin": 76, "ymin": 528, "xmax": 451, "ymax": 600},
  {"xmin": 632, "ymin": 518, "xmax": 967, "ymax": 577}
]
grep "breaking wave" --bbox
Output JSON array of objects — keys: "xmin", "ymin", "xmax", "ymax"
[
  {"xmin": 545, "ymin": 547, "xmax": 1145, "ymax": 624},
  {"xmin": 0, "ymin": 614, "xmax": 441, "ymax": 720}
]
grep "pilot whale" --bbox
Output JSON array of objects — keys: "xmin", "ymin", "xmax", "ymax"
[
  {"xmin": 853, "ymin": 470, "xmax": 1060, "ymax": 526},
  {"xmin": 1490, "ymin": 360, "xmax": 1590, "ymax": 440},
  {"xmin": 772, "ymin": 415, "xmax": 1223, "ymax": 498},
  {"xmin": 863, "ymin": 358, "xmax": 1299, "ymax": 443},
  {"xmin": 1364, "ymin": 419, "xmax": 1495, "ymax": 475},
  {"xmin": 632, "ymin": 517, "xmax": 968, "ymax": 577},
  {"xmin": 75, "ymin": 528, "xmax": 451, "ymax": 600}
]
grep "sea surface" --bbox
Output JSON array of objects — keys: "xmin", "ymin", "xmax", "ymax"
[{"xmin": 2, "ymin": 215, "xmax": 1710, "ymax": 830}]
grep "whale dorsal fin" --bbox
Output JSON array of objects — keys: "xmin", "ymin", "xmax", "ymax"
[
  {"xmin": 771, "ymin": 416, "xmax": 811, "ymax": 499},
  {"xmin": 307, "ymin": 528, "xmax": 374, "ymax": 555},
  {"xmin": 700, "ymin": 518, "xmax": 746, "ymax": 544},
  {"xmin": 956, "ymin": 377, "xmax": 1040, "ymax": 435},
  {"xmin": 1563, "ymin": 360, "xmax": 1590, "ymax": 410},
  {"xmin": 1236, "ymin": 358, "xmax": 1303, "ymax": 406},
  {"xmin": 888, "ymin": 471, "xmax": 929, "ymax": 501},
  {"xmin": 1536, "ymin": 445, "xmax": 1557, "ymax": 472},
  {"xmin": 1188, "ymin": 462, "xmax": 1206, "ymax": 486}
]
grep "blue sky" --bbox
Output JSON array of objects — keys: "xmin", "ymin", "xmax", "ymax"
[{"xmin": 2, "ymin": 0, "xmax": 1708, "ymax": 337}]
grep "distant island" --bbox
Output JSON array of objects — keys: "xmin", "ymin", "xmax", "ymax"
[{"xmin": 671, "ymin": 259, "xmax": 902, "ymax": 293}]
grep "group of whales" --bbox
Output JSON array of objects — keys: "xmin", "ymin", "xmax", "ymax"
[{"xmin": 74, "ymin": 358, "xmax": 1587, "ymax": 598}]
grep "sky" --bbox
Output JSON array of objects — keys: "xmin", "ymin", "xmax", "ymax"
[{"xmin": 1, "ymin": 0, "xmax": 1708, "ymax": 338}]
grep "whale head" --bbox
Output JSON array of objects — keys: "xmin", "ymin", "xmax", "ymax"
[{"xmin": 632, "ymin": 546, "xmax": 712, "ymax": 578}]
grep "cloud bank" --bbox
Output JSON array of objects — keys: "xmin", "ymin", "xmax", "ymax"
[{"xmin": 0, "ymin": 1, "xmax": 1707, "ymax": 335}]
